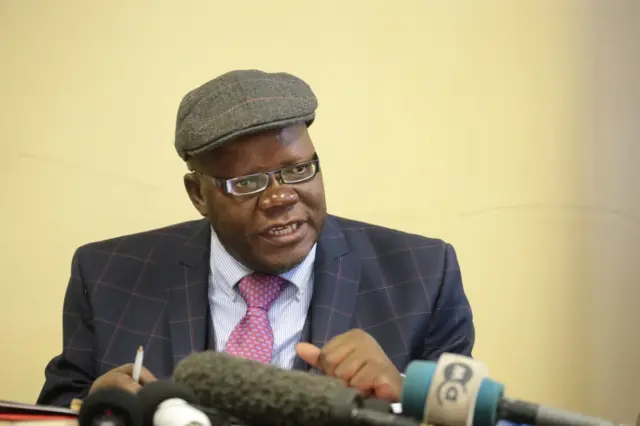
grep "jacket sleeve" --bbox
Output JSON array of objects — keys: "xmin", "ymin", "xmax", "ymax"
[
  {"xmin": 421, "ymin": 243, "xmax": 475, "ymax": 360},
  {"xmin": 37, "ymin": 248, "xmax": 97, "ymax": 407}
]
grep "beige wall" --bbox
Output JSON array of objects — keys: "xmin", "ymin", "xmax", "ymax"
[{"xmin": 1, "ymin": 0, "xmax": 638, "ymax": 423}]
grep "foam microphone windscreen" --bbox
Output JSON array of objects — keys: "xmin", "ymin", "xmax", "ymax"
[{"xmin": 172, "ymin": 351, "xmax": 361, "ymax": 426}]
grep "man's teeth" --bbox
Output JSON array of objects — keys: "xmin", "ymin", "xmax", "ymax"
[{"xmin": 267, "ymin": 223, "xmax": 299, "ymax": 237}]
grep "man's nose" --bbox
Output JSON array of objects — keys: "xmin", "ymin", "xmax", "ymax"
[{"xmin": 258, "ymin": 177, "xmax": 299, "ymax": 210}]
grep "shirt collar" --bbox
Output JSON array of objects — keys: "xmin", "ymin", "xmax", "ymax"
[{"xmin": 209, "ymin": 227, "xmax": 316, "ymax": 298}]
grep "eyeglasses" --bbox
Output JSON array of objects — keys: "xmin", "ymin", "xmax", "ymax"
[{"xmin": 193, "ymin": 154, "xmax": 321, "ymax": 196}]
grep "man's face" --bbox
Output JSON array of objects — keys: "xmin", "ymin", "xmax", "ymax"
[{"xmin": 184, "ymin": 124, "xmax": 327, "ymax": 274}]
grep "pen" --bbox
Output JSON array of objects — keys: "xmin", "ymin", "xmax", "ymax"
[
  {"xmin": 70, "ymin": 346, "xmax": 143, "ymax": 412},
  {"xmin": 132, "ymin": 346, "xmax": 144, "ymax": 383}
]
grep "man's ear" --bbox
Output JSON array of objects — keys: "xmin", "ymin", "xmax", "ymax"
[{"xmin": 183, "ymin": 173, "xmax": 208, "ymax": 217}]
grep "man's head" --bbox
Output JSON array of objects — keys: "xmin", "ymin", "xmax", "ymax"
[{"xmin": 175, "ymin": 70, "xmax": 327, "ymax": 274}]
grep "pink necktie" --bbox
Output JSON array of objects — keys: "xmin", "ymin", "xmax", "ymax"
[{"xmin": 224, "ymin": 273, "xmax": 286, "ymax": 363}]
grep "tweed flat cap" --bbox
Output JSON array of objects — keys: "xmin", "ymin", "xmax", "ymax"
[{"xmin": 174, "ymin": 69, "xmax": 318, "ymax": 160}]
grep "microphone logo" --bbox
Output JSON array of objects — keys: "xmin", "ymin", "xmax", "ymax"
[{"xmin": 435, "ymin": 362, "xmax": 473, "ymax": 406}]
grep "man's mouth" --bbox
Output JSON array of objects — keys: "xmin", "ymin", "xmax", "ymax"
[{"xmin": 265, "ymin": 221, "xmax": 302, "ymax": 237}]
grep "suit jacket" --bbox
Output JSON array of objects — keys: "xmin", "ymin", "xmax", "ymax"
[{"xmin": 37, "ymin": 215, "xmax": 475, "ymax": 406}]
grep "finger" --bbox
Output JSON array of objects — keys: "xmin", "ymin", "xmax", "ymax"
[
  {"xmin": 348, "ymin": 361, "xmax": 380, "ymax": 393},
  {"xmin": 91, "ymin": 372, "xmax": 141, "ymax": 395},
  {"xmin": 111, "ymin": 364, "xmax": 135, "ymax": 375},
  {"xmin": 295, "ymin": 343, "xmax": 322, "ymax": 368},
  {"xmin": 351, "ymin": 365, "xmax": 400, "ymax": 402},
  {"xmin": 137, "ymin": 367, "xmax": 157, "ymax": 385},
  {"xmin": 333, "ymin": 352, "xmax": 366, "ymax": 382},
  {"xmin": 116, "ymin": 376, "xmax": 143, "ymax": 394},
  {"xmin": 372, "ymin": 378, "xmax": 400, "ymax": 402},
  {"xmin": 320, "ymin": 332, "xmax": 352, "ymax": 353},
  {"xmin": 318, "ymin": 344, "xmax": 355, "ymax": 377}
]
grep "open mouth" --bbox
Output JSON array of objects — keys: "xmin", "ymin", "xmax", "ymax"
[
  {"xmin": 266, "ymin": 222, "xmax": 302, "ymax": 237},
  {"xmin": 262, "ymin": 221, "xmax": 306, "ymax": 245}
]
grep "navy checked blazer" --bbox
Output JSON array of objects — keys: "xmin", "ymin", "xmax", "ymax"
[{"xmin": 37, "ymin": 215, "xmax": 475, "ymax": 406}]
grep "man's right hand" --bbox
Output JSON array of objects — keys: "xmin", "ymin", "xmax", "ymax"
[{"xmin": 89, "ymin": 364, "xmax": 157, "ymax": 395}]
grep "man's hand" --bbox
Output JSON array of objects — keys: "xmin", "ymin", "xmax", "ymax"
[
  {"xmin": 295, "ymin": 329, "xmax": 403, "ymax": 402},
  {"xmin": 89, "ymin": 364, "xmax": 157, "ymax": 395}
]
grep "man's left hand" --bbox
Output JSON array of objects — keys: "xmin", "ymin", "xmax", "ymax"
[{"xmin": 295, "ymin": 329, "xmax": 403, "ymax": 402}]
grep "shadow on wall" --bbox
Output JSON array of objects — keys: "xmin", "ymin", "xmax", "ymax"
[{"xmin": 583, "ymin": 0, "xmax": 640, "ymax": 423}]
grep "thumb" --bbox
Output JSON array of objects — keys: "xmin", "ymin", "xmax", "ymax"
[{"xmin": 295, "ymin": 342, "xmax": 322, "ymax": 368}]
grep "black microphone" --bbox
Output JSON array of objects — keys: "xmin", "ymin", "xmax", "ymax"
[
  {"xmin": 172, "ymin": 350, "xmax": 420, "ymax": 426},
  {"xmin": 78, "ymin": 387, "xmax": 142, "ymax": 426},
  {"xmin": 361, "ymin": 398, "xmax": 394, "ymax": 414},
  {"xmin": 137, "ymin": 381, "xmax": 241, "ymax": 426}
]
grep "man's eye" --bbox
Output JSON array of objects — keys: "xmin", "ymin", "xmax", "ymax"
[
  {"xmin": 236, "ymin": 178, "xmax": 254, "ymax": 187},
  {"xmin": 290, "ymin": 164, "xmax": 309, "ymax": 174}
]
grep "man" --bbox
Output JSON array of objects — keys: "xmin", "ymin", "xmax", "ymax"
[{"xmin": 37, "ymin": 69, "xmax": 475, "ymax": 407}]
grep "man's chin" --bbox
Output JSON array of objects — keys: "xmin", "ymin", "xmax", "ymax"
[
  {"xmin": 253, "ymin": 242, "xmax": 314, "ymax": 274},
  {"xmin": 254, "ymin": 230, "xmax": 316, "ymax": 273},
  {"xmin": 258, "ymin": 253, "xmax": 308, "ymax": 274}
]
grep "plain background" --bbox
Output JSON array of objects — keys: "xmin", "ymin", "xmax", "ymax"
[{"xmin": 1, "ymin": 0, "xmax": 639, "ymax": 423}]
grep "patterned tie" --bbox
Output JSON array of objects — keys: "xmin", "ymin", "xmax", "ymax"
[{"xmin": 224, "ymin": 273, "xmax": 286, "ymax": 363}]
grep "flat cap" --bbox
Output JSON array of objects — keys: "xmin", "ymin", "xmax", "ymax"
[{"xmin": 174, "ymin": 69, "xmax": 318, "ymax": 160}]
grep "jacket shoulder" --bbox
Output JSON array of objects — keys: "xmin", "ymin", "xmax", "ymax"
[
  {"xmin": 72, "ymin": 219, "xmax": 208, "ymax": 263},
  {"xmin": 327, "ymin": 214, "xmax": 449, "ymax": 254}
]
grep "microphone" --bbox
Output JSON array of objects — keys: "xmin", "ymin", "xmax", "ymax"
[
  {"xmin": 78, "ymin": 387, "xmax": 142, "ymax": 426},
  {"xmin": 172, "ymin": 350, "xmax": 420, "ymax": 426},
  {"xmin": 361, "ymin": 397, "xmax": 394, "ymax": 414},
  {"xmin": 137, "ymin": 381, "xmax": 211, "ymax": 426},
  {"xmin": 401, "ymin": 353, "xmax": 620, "ymax": 426},
  {"xmin": 137, "ymin": 381, "xmax": 242, "ymax": 426}
]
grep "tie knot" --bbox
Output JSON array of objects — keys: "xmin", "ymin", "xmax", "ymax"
[{"xmin": 237, "ymin": 273, "xmax": 286, "ymax": 310}]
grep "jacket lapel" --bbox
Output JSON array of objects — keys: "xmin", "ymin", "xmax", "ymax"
[
  {"xmin": 291, "ymin": 316, "xmax": 312, "ymax": 371},
  {"xmin": 164, "ymin": 216, "xmax": 360, "ymax": 372},
  {"xmin": 166, "ymin": 219, "xmax": 211, "ymax": 369},
  {"xmin": 308, "ymin": 216, "xmax": 361, "ymax": 349}
]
